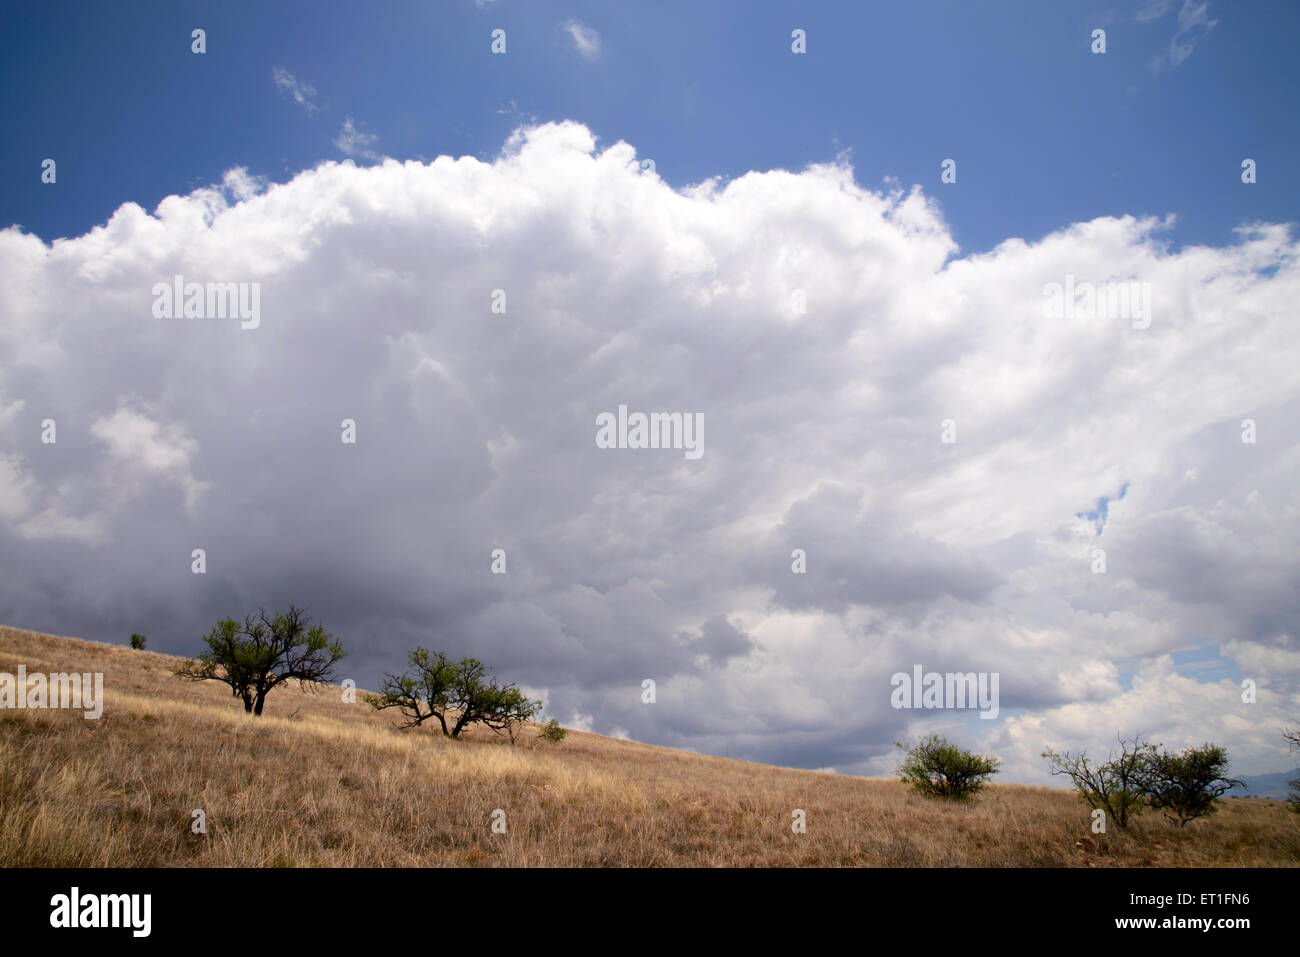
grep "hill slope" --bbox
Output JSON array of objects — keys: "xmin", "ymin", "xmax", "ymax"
[{"xmin": 2, "ymin": 626, "xmax": 1296, "ymax": 867}]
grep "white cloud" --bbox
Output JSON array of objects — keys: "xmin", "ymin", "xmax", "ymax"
[
  {"xmin": 91, "ymin": 406, "xmax": 209, "ymax": 512},
  {"xmin": 17, "ymin": 509, "xmax": 107, "ymax": 545},
  {"xmin": 0, "ymin": 120, "xmax": 1296, "ymax": 781},
  {"xmin": 1149, "ymin": 0, "xmax": 1218, "ymax": 71},
  {"xmin": 562, "ymin": 20, "xmax": 601, "ymax": 59},
  {"xmin": 996, "ymin": 655, "xmax": 1294, "ymax": 783},
  {"xmin": 1222, "ymin": 638, "xmax": 1300, "ymax": 681},
  {"xmin": 1135, "ymin": 0, "xmax": 1174, "ymax": 24},
  {"xmin": 334, "ymin": 116, "xmax": 380, "ymax": 162},
  {"xmin": 0, "ymin": 453, "xmax": 34, "ymax": 523},
  {"xmin": 272, "ymin": 67, "xmax": 319, "ymax": 114},
  {"xmin": 221, "ymin": 167, "xmax": 265, "ymax": 203},
  {"xmin": 92, "ymin": 406, "xmax": 193, "ymax": 472}
]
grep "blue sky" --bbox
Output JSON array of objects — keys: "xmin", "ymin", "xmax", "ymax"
[
  {"xmin": 3, "ymin": 0, "xmax": 1297, "ymax": 253},
  {"xmin": 1078, "ymin": 480, "xmax": 1130, "ymax": 534}
]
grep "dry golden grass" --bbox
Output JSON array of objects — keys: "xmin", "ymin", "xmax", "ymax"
[{"xmin": 2, "ymin": 625, "xmax": 1296, "ymax": 867}]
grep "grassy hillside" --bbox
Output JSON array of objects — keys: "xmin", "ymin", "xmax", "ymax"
[{"xmin": 2, "ymin": 625, "xmax": 1296, "ymax": 867}]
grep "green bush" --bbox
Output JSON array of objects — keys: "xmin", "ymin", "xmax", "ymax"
[
  {"xmin": 129, "ymin": 633, "xmax": 147, "ymax": 650},
  {"xmin": 1140, "ymin": 743, "xmax": 1241, "ymax": 826},
  {"xmin": 539, "ymin": 718, "xmax": 567, "ymax": 742},
  {"xmin": 895, "ymin": 734, "xmax": 1000, "ymax": 800}
]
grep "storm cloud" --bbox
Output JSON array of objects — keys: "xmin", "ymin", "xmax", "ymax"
[{"xmin": 1, "ymin": 121, "xmax": 1296, "ymax": 781}]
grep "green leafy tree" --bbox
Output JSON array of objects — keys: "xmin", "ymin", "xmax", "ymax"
[
  {"xmin": 539, "ymin": 718, "xmax": 567, "ymax": 742},
  {"xmin": 500, "ymin": 691, "xmax": 542, "ymax": 744},
  {"xmin": 366, "ymin": 648, "xmax": 540, "ymax": 742},
  {"xmin": 895, "ymin": 734, "xmax": 1000, "ymax": 800},
  {"xmin": 173, "ymin": 605, "xmax": 346, "ymax": 716},
  {"xmin": 1140, "ymin": 743, "xmax": 1242, "ymax": 826},
  {"xmin": 129, "ymin": 633, "xmax": 147, "ymax": 650},
  {"xmin": 1043, "ymin": 733, "xmax": 1156, "ymax": 830}
]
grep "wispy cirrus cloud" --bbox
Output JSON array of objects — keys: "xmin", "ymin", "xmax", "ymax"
[
  {"xmin": 334, "ymin": 116, "xmax": 380, "ymax": 162},
  {"xmin": 562, "ymin": 20, "xmax": 601, "ymax": 60},
  {"xmin": 272, "ymin": 66, "xmax": 319, "ymax": 114},
  {"xmin": 1135, "ymin": 0, "xmax": 1174, "ymax": 24},
  {"xmin": 1147, "ymin": 0, "xmax": 1219, "ymax": 71}
]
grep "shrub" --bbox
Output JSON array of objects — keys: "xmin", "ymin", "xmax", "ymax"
[
  {"xmin": 1045, "ymin": 734, "xmax": 1243, "ymax": 828},
  {"xmin": 1140, "ymin": 743, "xmax": 1242, "ymax": 826},
  {"xmin": 895, "ymin": 734, "xmax": 1000, "ymax": 800},
  {"xmin": 1043, "ymin": 733, "xmax": 1156, "ymax": 830},
  {"xmin": 539, "ymin": 718, "xmax": 567, "ymax": 742},
  {"xmin": 129, "ymin": 633, "xmax": 147, "ymax": 650}
]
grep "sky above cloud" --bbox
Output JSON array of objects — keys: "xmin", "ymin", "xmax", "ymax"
[{"xmin": 0, "ymin": 1, "xmax": 1297, "ymax": 783}]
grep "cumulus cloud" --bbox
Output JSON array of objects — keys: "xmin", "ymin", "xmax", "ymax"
[{"xmin": 1, "ymin": 120, "xmax": 1296, "ymax": 782}]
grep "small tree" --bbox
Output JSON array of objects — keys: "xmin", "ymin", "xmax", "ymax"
[
  {"xmin": 366, "ymin": 648, "xmax": 540, "ymax": 742},
  {"xmin": 129, "ymin": 633, "xmax": 147, "ymax": 650},
  {"xmin": 1043, "ymin": 733, "xmax": 1156, "ymax": 830},
  {"xmin": 1140, "ymin": 743, "xmax": 1242, "ymax": 826},
  {"xmin": 1285, "ymin": 727, "xmax": 1300, "ymax": 813},
  {"xmin": 895, "ymin": 734, "xmax": 1000, "ymax": 800},
  {"xmin": 539, "ymin": 718, "xmax": 567, "ymax": 742},
  {"xmin": 173, "ymin": 605, "xmax": 346, "ymax": 716},
  {"xmin": 501, "ymin": 693, "xmax": 541, "ymax": 745}
]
